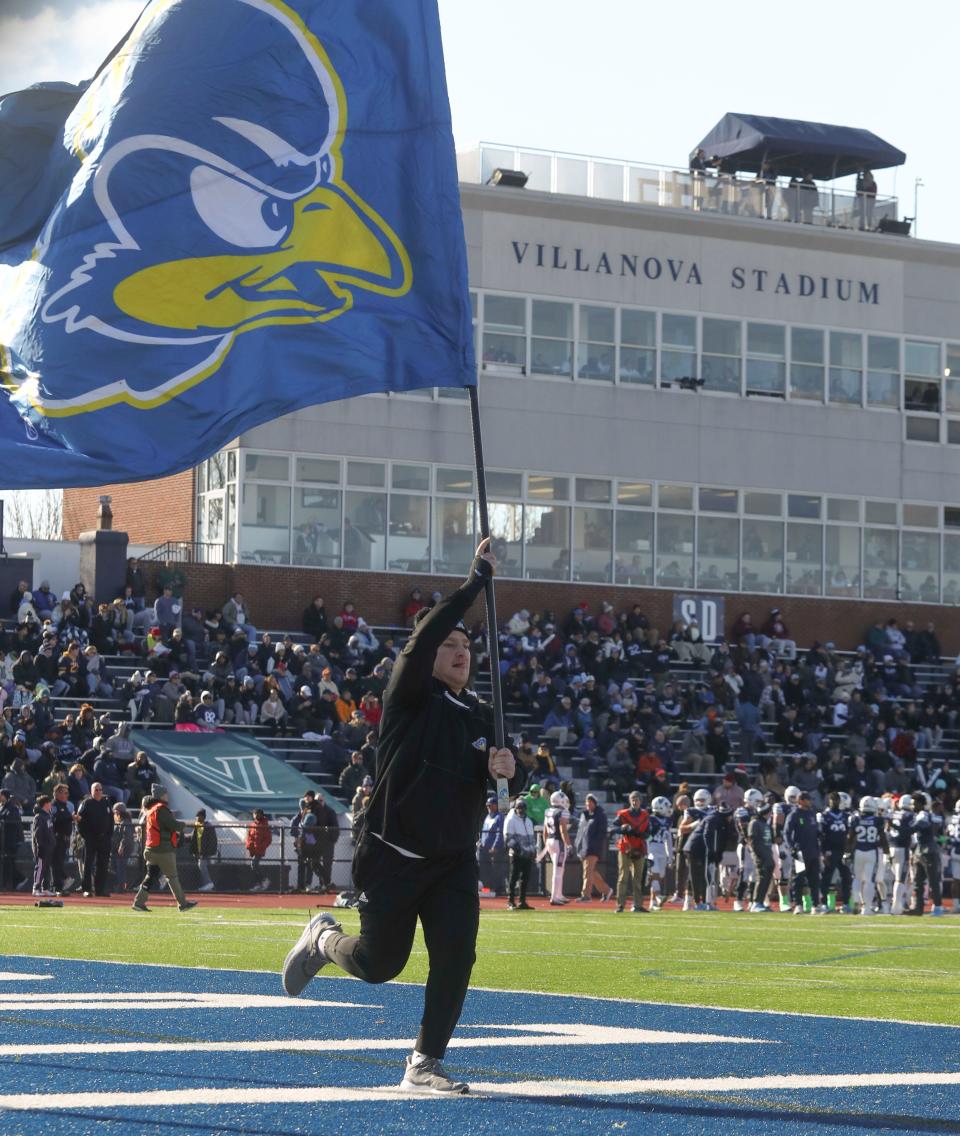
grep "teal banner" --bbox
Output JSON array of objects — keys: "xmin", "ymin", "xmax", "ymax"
[{"xmin": 129, "ymin": 729, "xmax": 343, "ymax": 816}]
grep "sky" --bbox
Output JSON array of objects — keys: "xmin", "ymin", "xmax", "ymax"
[{"xmin": 0, "ymin": 0, "xmax": 953, "ymax": 242}]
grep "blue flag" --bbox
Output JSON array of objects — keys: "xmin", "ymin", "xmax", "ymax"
[{"xmin": 0, "ymin": 0, "xmax": 474, "ymax": 488}]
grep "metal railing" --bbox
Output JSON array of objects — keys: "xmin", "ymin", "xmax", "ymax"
[
  {"xmin": 466, "ymin": 143, "xmax": 902, "ymax": 235},
  {"xmin": 138, "ymin": 540, "xmax": 225, "ymax": 565}
]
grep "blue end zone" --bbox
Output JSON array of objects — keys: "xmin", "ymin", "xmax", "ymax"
[{"xmin": 1, "ymin": 956, "xmax": 959, "ymax": 1135}]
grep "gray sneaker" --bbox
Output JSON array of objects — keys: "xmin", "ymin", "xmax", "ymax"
[
  {"xmin": 399, "ymin": 1055, "xmax": 468, "ymax": 1095},
  {"xmin": 281, "ymin": 912, "xmax": 341, "ymax": 997}
]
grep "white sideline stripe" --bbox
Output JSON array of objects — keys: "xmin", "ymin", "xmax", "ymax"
[
  {"xmin": 3, "ymin": 1071, "xmax": 960, "ymax": 1110},
  {"xmin": 0, "ymin": 992, "xmax": 371, "ymax": 1011},
  {"xmin": 0, "ymin": 972, "xmax": 51, "ymax": 981},
  {"xmin": 0, "ymin": 1023, "xmax": 767, "ymax": 1057}
]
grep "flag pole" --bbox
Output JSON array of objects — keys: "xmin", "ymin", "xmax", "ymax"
[{"xmin": 467, "ymin": 385, "xmax": 509, "ymax": 810}]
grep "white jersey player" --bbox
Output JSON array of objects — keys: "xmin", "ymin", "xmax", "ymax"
[{"xmin": 646, "ymin": 797, "xmax": 674, "ymax": 911}]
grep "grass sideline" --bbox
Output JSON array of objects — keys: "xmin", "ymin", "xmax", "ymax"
[{"xmin": 4, "ymin": 904, "xmax": 959, "ymax": 1026}]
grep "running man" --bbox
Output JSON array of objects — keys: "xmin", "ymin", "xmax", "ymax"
[{"xmin": 281, "ymin": 539, "xmax": 524, "ymax": 1094}]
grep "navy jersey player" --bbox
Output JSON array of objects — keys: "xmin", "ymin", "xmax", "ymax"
[
  {"xmin": 946, "ymin": 802, "xmax": 960, "ymax": 914},
  {"xmin": 733, "ymin": 788, "xmax": 764, "ymax": 911},
  {"xmin": 888, "ymin": 793, "xmax": 915, "ymax": 915},
  {"xmin": 680, "ymin": 788, "xmax": 713, "ymax": 911},
  {"xmin": 772, "ymin": 785, "xmax": 800, "ymax": 912},
  {"xmin": 646, "ymin": 797, "xmax": 674, "ymax": 911},
  {"xmin": 908, "ymin": 792, "xmax": 945, "ymax": 916},
  {"xmin": 847, "ymin": 797, "xmax": 888, "ymax": 915},
  {"xmin": 818, "ymin": 791, "xmax": 851, "ymax": 913}
]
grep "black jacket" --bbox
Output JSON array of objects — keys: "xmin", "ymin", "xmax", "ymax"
[{"xmin": 362, "ymin": 563, "xmax": 525, "ymax": 858}]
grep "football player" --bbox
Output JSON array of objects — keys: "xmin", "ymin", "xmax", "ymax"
[
  {"xmin": 947, "ymin": 801, "xmax": 960, "ymax": 914},
  {"xmin": 908, "ymin": 792, "xmax": 945, "ymax": 916},
  {"xmin": 746, "ymin": 794, "xmax": 775, "ymax": 912},
  {"xmin": 848, "ymin": 796, "xmax": 888, "ymax": 915},
  {"xmin": 733, "ymin": 788, "xmax": 764, "ymax": 911},
  {"xmin": 772, "ymin": 785, "xmax": 801, "ymax": 913},
  {"xmin": 679, "ymin": 788, "xmax": 713, "ymax": 911},
  {"xmin": 646, "ymin": 796, "xmax": 674, "ymax": 911},
  {"xmin": 888, "ymin": 792, "xmax": 915, "ymax": 915},
  {"xmin": 818, "ymin": 791, "xmax": 851, "ymax": 913}
]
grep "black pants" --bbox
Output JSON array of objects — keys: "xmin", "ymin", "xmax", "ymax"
[
  {"xmin": 478, "ymin": 849, "xmax": 507, "ymax": 895},
  {"xmin": 913, "ymin": 850, "xmax": 943, "ymax": 909},
  {"xmin": 325, "ymin": 835, "xmax": 479, "ymax": 1060},
  {"xmin": 687, "ymin": 853, "xmax": 706, "ymax": 904},
  {"xmin": 0, "ymin": 847, "xmax": 20, "ymax": 890},
  {"xmin": 82, "ymin": 837, "xmax": 111, "ymax": 895},
  {"xmin": 752, "ymin": 858, "xmax": 773, "ymax": 906},
  {"xmin": 507, "ymin": 851, "xmax": 532, "ymax": 903},
  {"xmin": 791, "ymin": 856, "xmax": 822, "ymax": 907},
  {"xmin": 297, "ymin": 850, "xmax": 319, "ymax": 891},
  {"xmin": 317, "ymin": 842, "xmax": 336, "ymax": 891},
  {"xmin": 52, "ymin": 836, "xmax": 70, "ymax": 892},
  {"xmin": 821, "ymin": 851, "xmax": 851, "ymax": 905}
]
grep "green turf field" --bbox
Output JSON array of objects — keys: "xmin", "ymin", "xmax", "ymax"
[{"xmin": 4, "ymin": 904, "xmax": 958, "ymax": 1025}]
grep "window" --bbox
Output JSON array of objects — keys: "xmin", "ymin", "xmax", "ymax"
[
  {"xmin": 865, "ymin": 501, "xmax": 897, "ymax": 525},
  {"xmin": 701, "ymin": 318, "xmax": 741, "ymax": 394},
  {"xmin": 572, "ymin": 506, "xmax": 612, "ymax": 582},
  {"xmin": 487, "ymin": 471, "xmax": 522, "ymax": 498},
  {"xmin": 488, "ymin": 503, "xmax": 522, "ymax": 577},
  {"xmin": 746, "ymin": 322, "xmax": 786, "ymax": 396},
  {"xmin": 617, "ymin": 481, "xmax": 652, "ymax": 506},
  {"xmin": 944, "ymin": 534, "xmax": 960, "ymax": 605},
  {"xmin": 614, "ymin": 511, "xmax": 653, "ymax": 585},
  {"xmin": 293, "ymin": 489, "xmax": 340, "ymax": 567},
  {"xmin": 788, "ymin": 494, "xmax": 821, "ymax": 520},
  {"xmin": 946, "ymin": 343, "xmax": 960, "ymax": 412},
  {"xmin": 829, "ymin": 331, "xmax": 862, "ymax": 405},
  {"xmin": 296, "ymin": 458, "xmax": 339, "ymax": 484},
  {"xmin": 577, "ymin": 306, "xmax": 615, "ymax": 380},
  {"xmin": 904, "ymin": 340, "xmax": 941, "ymax": 413},
  {"xmin": 786, "ymin": 523, "xmax": 822, "ymax": 595},
  {"xmin": 391, "ymin": 464, "xmax": 430, "ymax": 492},
  {"xmin": 906, "ymin": 417, "xmax": 940, "ymax": 443},
  {"xmin": 825, "ymin": 526, "xmax": 860, "ymax": 596},
  {"xmin": 576, "ymin": 477, "xmax": 611, "ymax": 503},
  {"xmin": 660, "ymin": 313, "xmax": 696, "ymax": 385},
  {"xmin": 620, "ymin": 309, "xmax": 656, "ymax": 385},
  {"xmin": 656, "ymin": 514, "xmax": 694, "ymax": 588},
  {"xmin": 790, "ymin": 327, "xmax": 824, "ymax": 401},
  {"xmin": 741, "ymin": 519, "xmax": 783, "ymax": 593},
  {"xmin": 699, "ymin": 487, "xmax": 738, "ymax": 513},
  {"xmin": 744, "ymin": 491, "xmax": 782, "ymax": 516},
  {"xmin": 658, "ymin": 484, "xmax": 693, "ymax": 510},
  {"xmin": 387, "ymin": 496, "xmax": 430, "ymax": 572},
  {"xmin": 866, "ymin": 336, "xmax": 899, "ymax": 408},
  {"xmin": 346, "ymin": 461, "xmax": 385, "ymax": 488},
  {"xmin": 483, "ymin": 294, "xmax": 526, "ymax": 371},
  {"xmin": 903, "ymin": 504, "xmax": 938, "ymax": 528},
  {"xmin": 697, "ymin": 516, "xmax": 739, "ymax": 590},
  {"xmin": 531, "ymin": 300, "xmax": 573, "ymax": 377},
  {"xmin": 245, "ymin": 453, "xmax": 288, "ymax": 481},
  {"xmin": 437, "ymin": 468, "xmax": 473, "ymax": 494},
  {"xmin": 901, "ymin": 531, "xmax": 939, "ymax": 603},
  {"xmin": 526, "ymin": 504, "xmax": 571, "ymax": 580},
  {"xmin": 863, "ymin": 528, "xmax": 898, "ymax": 598},
  {"xmin": 344, "ymin": 492, "xmax": 386, "ymax": 570},
  {"xmin": 433, "ymin": 499, "xmax": 475, "ymax": 575},
  {"xmin": 827, "ymin": 498, "xmax": 860, "ymax": 523},
  {"xmin": 240, "ymin": 484, "xmax": 291, "ymax": 564},
  {"xmin": 528, "ymin": 475, "xmax": 569, "ymax": 500}
]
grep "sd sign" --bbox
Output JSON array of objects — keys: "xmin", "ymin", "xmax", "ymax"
[{"xmin": 672, "ymin": 595, "xmax": 725, "ymax": 642}]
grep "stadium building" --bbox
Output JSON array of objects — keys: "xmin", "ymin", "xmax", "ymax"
[{"xmin": 63, "ymin": 138, "xmax": 960, "ymax": 642}]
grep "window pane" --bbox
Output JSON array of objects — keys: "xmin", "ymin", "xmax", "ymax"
[
  {"xmin": 697, "ymin": 516, "xmax": 739, "ymax": 590},
  {"xmin": 227, "ymin": 451, "xmax": 237, "ymax": 481},
  {"xmin": 293, "ymin": 488, "xmax": 341, "ymax": 568},
  {"xmin": 659, "ymin": 484, "xmax": 693, "ymax": 510},
  {"xmin": 387, "ymin": 496, "xmax": 430, "ymax": 571},
  {"xmin": 903, "ymin": 504, "xmax": 938, "ymax": 528},
  {"xmin": 528, "ymin": 475, "xmax": 569, "ymax": 500},
  {"xmin": 906, "ymin": 415, "xmax": 940, "ymax": 442},
  {"xmin": 827, "ymin": 498, "xmax": 859, "ymax": 522},
  {"xmin": 484, "ymin": 331, "xmax": 525, "ymax": 368},
  {"xmin": 747, "ymin": 323, "xmax": 785, "ymax": 357},
  {"xmin": 532, "ymin": 300, "xmax": 573, "ymax": 337},
  {"xmin": 572, "ymin": 506, "xmax": 612, "ymax": 582},
  {"xmin": 240, "ymin": 484, "xmax": 291, "ymax": 564},
  {"xmin": 786, "ymin": 523, "xmax": 822, "ymax": 595},
  {"xmin": 621, "ymin": 309, "xmax": 655, "ymax": 346},
  {"xmin": 946, "ymin": 507, "xmax": 960, "ymax": 529},
  {"xmin": 615, "ymin": 511, "xmax": 653, "ymax": 585},
  {"xmin": 901, "ymin": 531, "xmax": 939, "ymax": 603},
  {"xmin": 863, "ymin": 528, "xmax": 898, "ymax": 598},
  {"xmin": 662, "ymin": 313, "xmax": 696, "ymax": 347},
  {"xmin": 437, "ymin": 468, "xmax": 473, "ymax": 494},
  {"xmin": 867, "ymin": 371, "xmax": 899, "ymax": 408},
  {"xmin": 949, "ymin": 420, "xmax": 960, "ymax": 445},
  {"xmin": 484, "ymin": 294, "xmax": 525, "ymax": 333},
  {"xmin": 488, "ymin": 503, "xmax": 522, "ymax": 577},
  {"xmin": 905, "ymin": 340, "xmax": 940, "ymax": 376},
  {"xmin": 346, "ymin": 461, "xmax": 385, "ymax": 488},
  {"xmin": 791, "ymin": 327, "xmax": 824, "ymax": 364},
  {"xmin": 525, "ymin": 504, "xmax": 571, "ymax": 580},
  {"xmin": 868, "ymin": 336, "xmax": 899, "ymax": 370},
  {"xmin": 905, "ymin": 380, "xmax": 941, "ymax": 413},
  {"xmin": 619, "ymin": 346, "xmax": 655, "ymax": 385},
  {"xmin": 788, "ymin": 494, "xmax": 821, "ymax": 519},
  {"xmin": 433, "ymin": 499, "xmax": 475, "ymax": 575},
  {"xmin": 617, "ymin": 481, "xmax": 652, "ymax": 506},
  {"xmin": 391, "ymin": 464, "xmax": 430, "ymax": 491},
  {"xmin": 744, "ymin": 491, "xmax": 782, "ymax": 516},
  {"xmin": 699, "ymin": 487, "xmax": 738, "ymax": 512},
  {"xmin": 244, "ymin": 453, "xmax": 288, "ymax": 481},
  {"xmin": 944, "ymin": 534, "xmax": 960, "ymax": 605},
  {"xmin": 746, "ymin": 358, "xmax": 785, "ymax": 394},
  {"xmin": 656, "ymin": 514, "xmax": 694, "ymax": 588},
  {"xmin": 576, "ymin": 477, "xmax": 611, "ymax": 503},
  {"xmin": 296, "ymin": 457, "xmax": 339, "ymax": 484},
  {"xmin": 344, "ymin": 491, "xmax": 386, "ymax": 570},
  {"xmin": 531, "ymin": 338, "xmax": 570, "ymax": 376},
  {"xmin": 865, "ymin": 501, "xmax": 897, "ymax": 525},
  {"xmin": 741, "ymin": 519, "xmax": 783, "ymax": 593},
  {"xmin": 487, "ymin": 471, "xmax": 522, "ymax": 498},
  {"xmin": 576, "ymin": 343, "xmax": 614, "ymax": 380},
  {"xmin": 703, "ymin": 318, "xmax": 740, "ymax": 355},
  {"xmin": 580, "ymin": 305, "xmax": 615, "ymax": 343},
  {"xmin": 829, "ymin": 331, "xmax": 862, "ymax": 404},
  {"xmin": 661, "ymin": 348, "xmax": 697, "ymax": 383},
  {"xmin": 790, "ymin": 362, "xmax": 824, "ymax": 401},
  {"xmin": 825, "ymin": 525, "xmax": 860, "ymax": 596},
  {"xmin": 946, "ymin": 381, "xmax": 960, "ymax": 413},
  {"xmin": 947, "ymin": 343, "xmax": 960, "ymax": 378},
  {"xmin": 701, "ymin": 352, "xmax": 741, "ymax": 393}
]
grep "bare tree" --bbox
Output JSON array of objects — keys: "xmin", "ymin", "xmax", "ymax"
[{"xmin": 3, "ymin": 490, "xmax": 63, "ymax": 540}]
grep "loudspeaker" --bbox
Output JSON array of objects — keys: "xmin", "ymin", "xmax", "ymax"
[{"xmin": 488, "ymin": 168, "xmax": 528, "ymax": 189}]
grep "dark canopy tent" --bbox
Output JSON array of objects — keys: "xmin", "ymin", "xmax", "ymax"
[{"xmin": 694, "ymin": 113, "xmax": 906, "ymax": 181}]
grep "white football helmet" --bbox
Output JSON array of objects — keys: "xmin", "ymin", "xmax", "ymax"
[
  {"xmin": 954, "ymin": 800, "xmax": 960, "ymax": 814},
  {"xmin": 859, "ymin": 796, "xmax": 877, "ymax": 815},
  {"xmin": 877, "ymin": 796, "xmax": 893, "ymax": 818},
  {"xmin": 549, "ymin": 790, "xmax": 569, "ymax": 809},
  {"xmin": 744, "ymin": 788, "xmax": 764, "ymax": 810},
  {"xmin": 693, "ymin": 788, "xmax": 712, "ymax": 808},
  {"xmin": 784, "ymin": 785, "xmax": 801, "ymax": 806},
  {"xmin": 837, "ymin": 792, "xmax": 852, "ymax": 812},
  {"xmin": 898, "ymin": 794, "xmax": 915, "ymax": 812},
  {"xmin": 651, "ymin": 796, "xmax": 673, "ymax": 817}
]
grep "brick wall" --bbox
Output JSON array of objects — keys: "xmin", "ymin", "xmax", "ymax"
[
  {"xmin": 62, "ymin": 471, "xmax": 195, "ymax": 544},
  {"xmin": 142, "ymin": 560, "xmax": 960, "ymax": 654}
]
